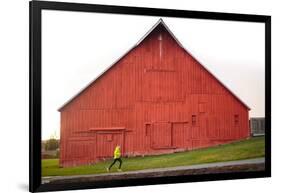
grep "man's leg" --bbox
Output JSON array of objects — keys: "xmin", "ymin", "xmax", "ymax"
[{"xmin": 108, "ymin": 159, "xmax": 117, "ymax": 170}]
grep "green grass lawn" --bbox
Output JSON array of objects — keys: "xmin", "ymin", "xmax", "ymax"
[{"xmin": 42, "ymin": 136, "xmax": 265, "ymax": 177}]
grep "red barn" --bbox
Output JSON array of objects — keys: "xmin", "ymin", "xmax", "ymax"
[{"xmin": 58, "ymin": 19, "xmax": 250, "ymax": 167}]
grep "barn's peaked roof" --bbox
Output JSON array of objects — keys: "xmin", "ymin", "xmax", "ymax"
[
  {"xmin": 58, "ymin": 19, "xmax": 250, "ymax": 111},
  {"xmin": 135, "ymin": 18, "xmax": 185, "ymax": 48}
]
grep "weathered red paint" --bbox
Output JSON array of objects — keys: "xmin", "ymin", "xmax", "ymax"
[{"xmin": 58, "ymin": 20, "xmax": 250, "ymax": 167}]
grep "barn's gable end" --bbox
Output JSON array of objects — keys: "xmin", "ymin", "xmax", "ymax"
[{"xmin": 58, "ymin": 19, "xmax": 250, "ymax": 112}]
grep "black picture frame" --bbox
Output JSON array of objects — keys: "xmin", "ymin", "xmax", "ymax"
[{"xmin": 29, "ymin": 0, "xmax": 271, "ymax": 192}]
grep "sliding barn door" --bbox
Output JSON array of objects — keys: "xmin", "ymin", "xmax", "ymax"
[{"xmin": 151, "ymin": 122, "xmax": 172, "ymax": 149}]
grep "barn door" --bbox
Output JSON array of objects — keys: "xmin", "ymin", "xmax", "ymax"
[
  {"xmin": 96, "ymin": 132, "xmax": 124, "ymax": 158},
  {"xmin": 151, "ymin": 122, "xmax": 172, "ymax": 149},
  {"xmin": 185, "ymin": 122, "xmax": 192, "ymax": 149},
  {"xmin": 172, "ymin": 122, "xmax": 189, "ymax": 148}
]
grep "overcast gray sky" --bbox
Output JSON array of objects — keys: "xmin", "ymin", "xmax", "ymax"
[{"xmin": 42, "ymin": 10, "xmax": 265, "ymax": 140}]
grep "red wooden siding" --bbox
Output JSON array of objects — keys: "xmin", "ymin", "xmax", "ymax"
[{"xmin": 59, "ymin": 20, "xmax": 250, "ymax": 167}]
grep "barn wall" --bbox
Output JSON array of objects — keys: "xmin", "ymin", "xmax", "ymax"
[{"xmin": 59, "ymin": 24, "xmax": 250, "ymax": 167}]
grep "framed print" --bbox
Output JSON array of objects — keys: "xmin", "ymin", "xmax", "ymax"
[{"xmin": 29, "ymin": 0, "xmax": 271, "ymax": 192}]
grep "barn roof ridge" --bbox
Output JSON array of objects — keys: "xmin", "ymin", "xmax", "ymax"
[
  {"xmin": 58, "ymin": 18, "xmax": 250, "ymax": 111},
  {"xmin": 135, "ymin": 18, "xmax": 185, "ymax": 48}
]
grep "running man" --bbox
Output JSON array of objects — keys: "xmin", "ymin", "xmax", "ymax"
[{"xmin": 107, "ymin": 145, "xmax": 122, "ymax": 172}]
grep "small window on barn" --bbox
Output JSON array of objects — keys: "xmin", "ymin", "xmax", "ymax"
[
  {"xmin": 192, "ymin": 115, "xmax": 197, "ymax": 126},
  {"xmin": 106, "ymin": 134, "xmax": 113, "ymax": 142},
  {"xmin": 145, "ymin": 124, "xmax": 151, "ymax": 136},
  {"xmin": 234, "ymin": 114, "xmax": 239, "ymax": 126},
  {"xmin": 199, "ymin": 103, "xmax": 206, "ymax": 113}
]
